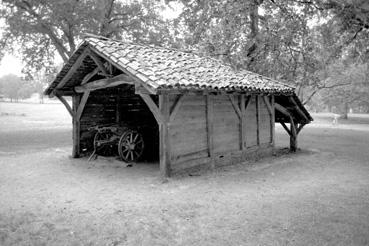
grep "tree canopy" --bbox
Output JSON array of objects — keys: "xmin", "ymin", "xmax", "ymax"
[{"xmin": 0, "ymin": 0, "xmax": 368, "ymax": 112}]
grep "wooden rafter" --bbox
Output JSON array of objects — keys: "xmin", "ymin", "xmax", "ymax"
[
  {"xmin": 169, "ymin": 95, "xmax": 185, "ymax": 122},
  {"xmin": 139, "ymin": 94, "xmax": 163, "ymax": 124},
  {"xmin": 54, "ymin": 49, "xmax": 89, "ymax": 92},
  {"xmin": 74, "ymin": 73, "xmax": 135, "ymax": 93},
  {"xmin": 56, "ymin": 94, "xmax": 73, "ymax": 117},
  {"xmin": 275, "ymin": 103, "xmax": 291, "ymax": 118},
  {"xmin": 289, "ymin": 96, "xmax": 309, "ymax": 122},
  {"xmin": 88, "ymin": 46, "xmax": 157, "ymax": 94},
  {"xmin": 87, "ymin": 50, "xmax": 109, "ymax": 76},
  {"xmin": 228, "ymin": 95, "xmax": 242, "ymax": 119}
]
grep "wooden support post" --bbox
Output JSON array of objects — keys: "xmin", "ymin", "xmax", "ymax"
[
  {"xmin": 240, "ymin": 95, "xmax": 246, "ymax": 150},
  {"xmin": 206, "ymin": 95, "xmax": 214, "ymax": 169},
  {"xmin": 290, "ymin": 117, "xmax": 297, "ymax": 152},
  {"xmin": 72, "ymin": 95, "xmax": 81, "ymax": 158},
  {"xmin": 159, "ymin": 94, "xmax": 170, "ymax": 179},
  {"xmin": 256, "ymin": 95, "xmax": 260, "ymax": 146},
  {"xmin": 264, "ymin": 95, "xmax": 276, "ymax": 146}
]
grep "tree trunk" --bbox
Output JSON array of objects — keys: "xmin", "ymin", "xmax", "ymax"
[{"xmin": 341, "ymin": 102, "xmax": 349, "ymax": 119}]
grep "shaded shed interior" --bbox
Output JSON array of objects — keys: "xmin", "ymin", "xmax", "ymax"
[{"xmin": 79, "ymin": 85, "xmax": 159, "ymax": 161}]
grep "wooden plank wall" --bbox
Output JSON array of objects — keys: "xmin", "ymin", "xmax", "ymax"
[
  {"xmin": 213, "ymin": 95, "xmax": 240, "ymax": 153},
  {"xmin": 169, "ymin": 95, "xmax": 208, "ymax": 166},
  {"xmin": 79, "ymin": 90, "xmax": 117, "ymax": 152},
  {"xmin": 259, "ymin": 97, "xmax": 272, "ymax": 144},
  {"xmin": 245, "ymin": 96, "xmax": 258, "ymax": 147},
  {"xmin": 169, "ymin": 94, "xmax": 274, "ymax": 174}
]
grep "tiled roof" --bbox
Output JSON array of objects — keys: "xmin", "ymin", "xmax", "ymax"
[{"xmin": 83, "ymin": 37, "xmax": 295, "ymax": 94}]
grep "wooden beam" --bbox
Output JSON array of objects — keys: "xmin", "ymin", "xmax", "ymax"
[
  {"xmin": 289, "ymin": 96, "xmax": 309, "ymax": 122},
  {"xmin": 275, "ymin": 103, "xmax": 292, "ymax": 118},
  {"xmin": 135, "ymin": 84, "xmax": 152, "ymax": 94},
  {"xmin": 206, "ymin": 95, "xmax": 214, "ymax": 169},
  {"xmin": 240, "ymin": 95, "xmax": 246, "ymax": 150},
  {"xmin": 88, "ymin": 46, "xmax": 157, "ymax": 95},
  {"xmin": 55, "ymin": 49, "xmax": 88, "ymax": 90},
  {"xmin": 87, "ymin": 50, "xmax": 109, "ymax": 76},
  {"xmin": 56, "ymin": 94, "xmax": 73, "ymax": 117},
  {"xmin": 159, "ymin": 93, "xmax": 171, "ymax": 179},
  {"xmin": 228, "ymin": 95, "xmax": 242, "ymax": 119},
  {"xmin": 81, "ymin": 67, "xmax": 100, "ymax": 85},
  {"xmin": 290, "ymin": 117, "xmax": 297, "ymax": 152},
  {"xmin": 72, "ymin": 95, "xmax": 81, "ymax": 158},
  {"xmin": 74, "ymin": 73, "xmax": 135, "ymax": 93},
  {"xmin": 169, "ymin": 95, "xmax": 185, "ymax": 122},
  {"xmin": 75, "ymin": 91, "xmax": 90, "ymax": 121},
  {"xmin": 281, "ymin": 122, "xmax": 291, "ymax": 136},
  {"xmin": 256, "ymin": 95, "xmax": 260, "ymax": 146},
  {"xmin": 139, "ymin": 94, "xmax": 164, "ymax": 124}
]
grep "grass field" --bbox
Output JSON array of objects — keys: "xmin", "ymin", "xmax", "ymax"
[{"xmin": 1, "ymin": 102, "xmax": 369, "ymax": 246}]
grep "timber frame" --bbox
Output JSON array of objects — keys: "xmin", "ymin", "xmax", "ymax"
[{"xmin": 44, "ymin": 36, "xmax": 313, "ymax": 178}]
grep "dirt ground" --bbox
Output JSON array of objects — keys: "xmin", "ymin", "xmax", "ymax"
[{"xmin": 0, "ymin": 102, "xmax": 369, "ymax": 246}]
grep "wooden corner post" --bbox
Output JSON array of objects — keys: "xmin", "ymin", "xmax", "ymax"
[
  {"xmin": 289, "ymin": 117, "xmax": 297, "ymax": 152},
  {"xmin": 72, "ymin": 94, "xmax": 81, "ymax": 158},
  {"xmin": 206, "ymin": 95, "xmax": 214, "ymax": 169},
  {"xmin": 159, "ymin": 93, "xmax": 171, "ymax": 179},
  {"xmin": 271, "ymin": 95, "xmax": 275, "ymax": 147}
]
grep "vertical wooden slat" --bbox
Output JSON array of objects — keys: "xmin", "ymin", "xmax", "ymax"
[
  {"xmin": 271, "ymin": 95, "xmax": 275, "ymax": 146},
  {"xmin": 240, "ymin": 95, "xmax": 246, "ymax": 150},
  {"xmin": 72, "ymin": 95, "xmax": 81, "ymax": 158},
  {"xmin": 159, "ymin": 94, "xmax": 170, "ymax": 179},
  {"xmin": 206, "ymin": 95, "xmax": 214, "ymax": 169},
  {"xmin": 256, "ymin": 95, "xmax": 260, "ymax": 146},
  {"xmin": 116, "ymin": 95, "xmax": 120, "ymax": 123}
]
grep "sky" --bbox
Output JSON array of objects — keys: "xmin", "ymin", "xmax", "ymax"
[{"xmin": 0, "ymin": 54, "xmax": 23, "ymax": 77}]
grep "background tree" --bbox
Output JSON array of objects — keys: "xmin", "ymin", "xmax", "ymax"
[
  {"xmin": 0, "ymin": 0, "xmax": 170, "ymax": 74},
  {"xmin": 0, "ymin": 74, "xmax": 30, "ymax": 102}
]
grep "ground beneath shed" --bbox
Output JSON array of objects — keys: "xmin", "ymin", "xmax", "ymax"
[{"xmin": 0, "ymin": 102, "xmax": 369, "ymax": 246}]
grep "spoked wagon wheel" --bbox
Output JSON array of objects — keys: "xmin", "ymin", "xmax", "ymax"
[
  {"xmin": 118, "ymin": 130, "xmax": 144, "ymax": 162},
  {"xmin": 93, "ymin": 131, "xmax": 116, "ymax": 156}
]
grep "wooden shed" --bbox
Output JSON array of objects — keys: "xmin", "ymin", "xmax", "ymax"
[{"xmin": 44, "ymin": 35, "xmax": 312, "ymax": 178}]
